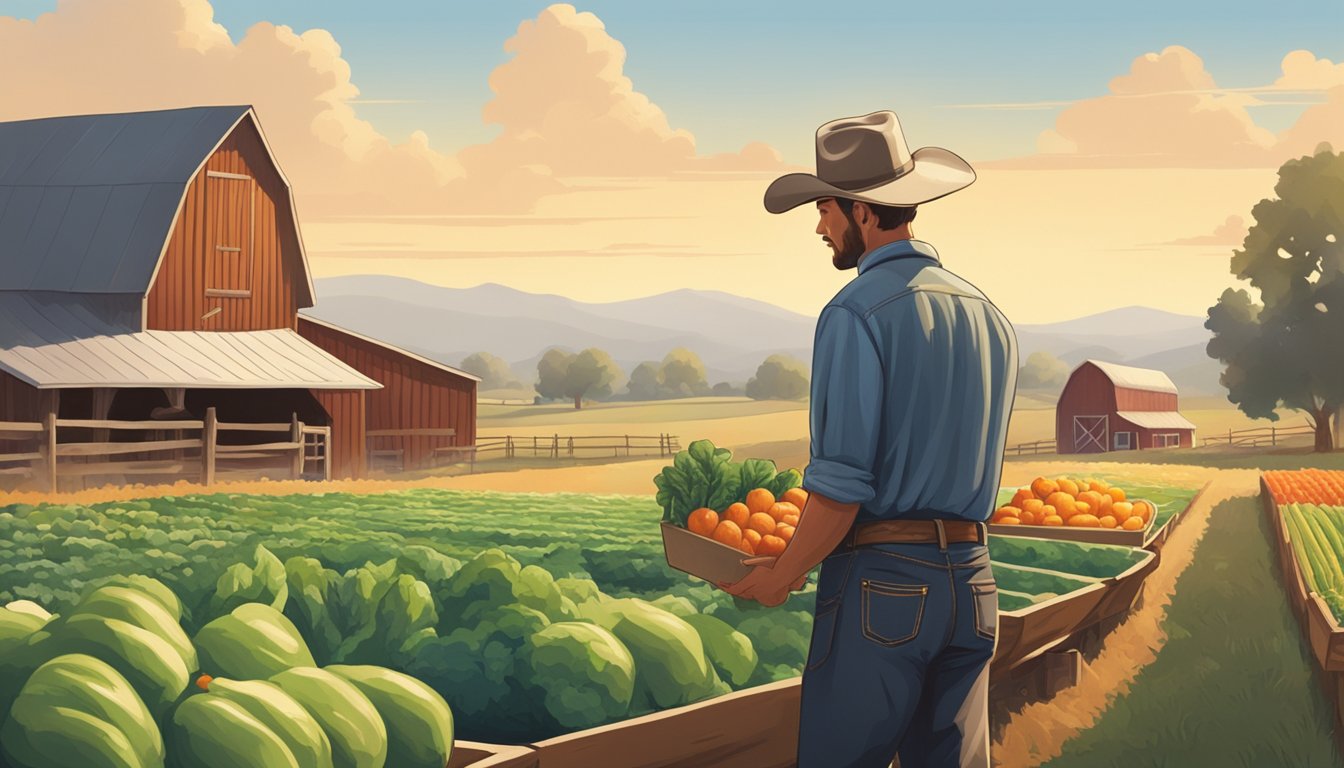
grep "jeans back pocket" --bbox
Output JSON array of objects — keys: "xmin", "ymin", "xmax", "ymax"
[
  {"xmin": 860, "ymin": 579, "xmax": 927, "ymax": 647},
  {"xmin": 970, "ymin": 580, "xmax": 998, "ymax": 641}
]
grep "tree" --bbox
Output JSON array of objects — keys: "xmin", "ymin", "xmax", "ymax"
[
  {"xmin": 565, "ymin": 349, "xmax": 622, "ymax": 409},
  {"xmin": 627, "ymin": 362, "xmax": 662, "ymax": 401},
  {"xmin": 534, "ymin": 348, "xmax": 622, "ymax": 409},
  {"xmin": 1017, "ymin": 351, "xmax": 1070, "ymax": 390},
  {"xmin": 659, "ymin": 348, "xmax": 710, "ymax": 397},
  {"xmin": 460, "ymin": 351, "xmax": 520, "ymax": 390},
  {"xmin": 746, "ymin": 355, "xmax": 810, "ymax": 400},
  {"xmin": 1205, "ymin": 146, "xmax": 1344, "ymax": 452}
]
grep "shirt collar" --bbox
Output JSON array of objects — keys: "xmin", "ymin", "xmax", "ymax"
[{"xmin": 857, "ymin": 239, "xmax": 941, "ymax": 275}]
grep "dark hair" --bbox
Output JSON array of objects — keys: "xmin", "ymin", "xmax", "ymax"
[{"xmin": 835, "ymin": 197, "xmax": 917, "ymax": 230}]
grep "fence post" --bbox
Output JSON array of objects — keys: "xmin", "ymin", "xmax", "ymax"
[
  {"xmin": 291, "ymin": 413, "xmax": 304, "ymax": 479},
  {"xmin": 1272, "ymin": 426, "xmax": 1277, "ymax": 447},
  {"xmin": 553, "ymin": 433, "xmax": 559, "ymax": 459},
  {"xmin": 568, "ymin": 436, "xmax": 574, "ymax": 457},
  {"xmin": 203, "ymin": 407, "xmax": 217, "ymax": 486},
  {"xmin": 43, "ymin": 412, "xmax": 57, "ymax": 493},
  {"xmin": 625, "ymin": 434, "xmax": 630, "ymax": 457}
]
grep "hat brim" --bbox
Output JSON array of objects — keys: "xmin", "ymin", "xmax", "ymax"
[{"xmin": 762, "ymin": 147, "xmax": 976, "ymax": 214}]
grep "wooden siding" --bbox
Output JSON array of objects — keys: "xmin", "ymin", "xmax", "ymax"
[
  {"xmin": 146, "ymin": 115, "xmax": 304, "ymax": 331},
  {"xmin": 1055, "ymin": 364, "xmax": 1117, "ymax": 451},
  {"xmin": 312, "ymin": 389, "xmax": 366, "ymax": 480},
  {"xmin": 297, "ymin": 318, "xmax": 477, "ymax": 469},
  {"xmin": 1114, "ymin": 388, "xmax": 1177, "ymax": 411},
  {"xmin": 0, "ymin": 370, "xmax": 42, "ymax": 423}
]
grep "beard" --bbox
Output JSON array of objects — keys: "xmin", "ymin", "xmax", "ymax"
[{"xmin": 829, "ymin": 211, "xmax": 866, "ymax": 270}]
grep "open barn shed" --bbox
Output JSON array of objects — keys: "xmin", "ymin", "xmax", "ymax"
[{"xmin": 0, "ymin": 106, "xmax": 477, "ymax": 488}]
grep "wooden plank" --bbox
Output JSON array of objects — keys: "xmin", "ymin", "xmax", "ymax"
[
  {"xmin": 56, "ymin": 418, "xmax": 203, "ymax": 430},
  {"xmin": 203, "ymin": 407, "xmax": 217, "ymax": 486},
  {"xmin": 530, "ymin": 679, "xmax": 800, "ymax": 768},
  {"xmin": 0, "ymin": 421, "xmax": 43, "ymax": 433},
  {"xmin": 216, "ymin": 442, "xmax": 303, "ymax": 453},
  {"xmin": 59, "ymin": 460, "xmax": 196, "ymax": 477},
  {"xmin": 366, "ymin": 428, "xmax": 457, "ymax": 438},
  {"xmin": 0, "ymin": 452, "xmax": 43, "ymax": 462},
  {"xmin": 57, "ymin": 439, "xmax": 203, "ymax": 457},
  {"xmin": 0, "ymin": 465, "xmax": 34, "ymax": 477},
  {"xmin": 216, "ymin": 422, "xmax": 291, "ymax": 432},
  {"xmin": 214, "ymin": 452, "xmax": 293, "ymax": 461},
  {"xmin": 43, "ymin": 410, "xmax": 56, "ymax": 492},
  {"xmin": 446, "ymin": 742, "xmax": 539, "ymax": 768}
]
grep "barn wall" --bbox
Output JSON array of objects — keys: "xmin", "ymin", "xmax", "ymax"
[
  {"xmin": 297, "ymin": 318, "xmax": 477, "ymax": 469},
  {"xmin": 1055, "ymin": 364, "xmax": 1117, "ymax": 453},
  {"xmin": 0, "ymin": 370, "xmax": 42, "ymax": 423},
  {"xmin": 146, "ymin": 116, "xmax": 304, "ymax": 332},
  {"xmin": 311, "ymin": 389, "xmax": 366, "ymax": 479},
  {"xmin": 1114, "ymin": 388, "xmax": 1177, "ymax": 411}
]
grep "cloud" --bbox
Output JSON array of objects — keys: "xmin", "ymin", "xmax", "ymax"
[
  {"xmin": 986, "ymin": 46, "xmax": 1278, "ymax": 169},
  {"xmin": 1272, "ymin": 52, "xmax": 1344, "ymax": 159},
  {"xmin": 1159, "ymin": 215, "xmax": 1248, "ymax": 247},
  {"xmin": 0, "ymin": 1, "xmax": 785, "ymax": 217},
  {"xmin": 1274, "ymin": 50, "xmax": 1344, "ymax": 91}
]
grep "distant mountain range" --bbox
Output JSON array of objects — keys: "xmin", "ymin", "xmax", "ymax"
[{"xmin": 304, "ymin": 276, "xmax": 1224, "ymax": 395}]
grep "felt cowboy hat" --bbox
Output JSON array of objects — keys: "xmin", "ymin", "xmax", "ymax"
[{"xmin": 763, "ymin": 110, "xmax": 976, "ymax": 213}]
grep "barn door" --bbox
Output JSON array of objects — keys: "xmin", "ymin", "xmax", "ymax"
[{"xmin": 1073, "ymin": 416, "xmax": 1108, "ymax": 453}]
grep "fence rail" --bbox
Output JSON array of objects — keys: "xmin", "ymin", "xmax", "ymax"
[
  {"xmin": 0, "ymin": 409, "xmax": 330, "ymax": 491},
  {"xmin": 1201, "ymin": 423, "xmax": 1316, "ymax": 448},
  {"xmin": 364, "ymin": 432, "xmax": 682, "ymax": 475},
  {"xmin": 1005, "ymin": 439, "xmax": 1057, "ymax": 456}
]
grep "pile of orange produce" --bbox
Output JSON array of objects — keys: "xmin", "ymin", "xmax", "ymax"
[
  {"xmin": 685, "ymin": 487, "xmax": 809, "ymax": 557},
  {"xmin": 992, "ymin": 476, "xmax": 1154, "ymax": 530},
  {"xmin": 1263, "ymin": 469, "xmax": 1344, "ymax": 505}
]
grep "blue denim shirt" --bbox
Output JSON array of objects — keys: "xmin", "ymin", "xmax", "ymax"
[{"xmin": 802, "ymin": 239, "xmax": 1018, "ymax": 523}]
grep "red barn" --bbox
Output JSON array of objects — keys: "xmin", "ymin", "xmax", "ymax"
[
  {"xmin": 0, "ymin": 106, "xmax": 477, "ymax": 486},
  {"xmin": 1056, "ymin": 360, "xmax": 1197, "ymax": 453}
]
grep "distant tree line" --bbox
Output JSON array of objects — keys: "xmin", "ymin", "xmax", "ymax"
[{"xmin": 461, "ymin": 347, "xmax": 811, "ymax": 408}]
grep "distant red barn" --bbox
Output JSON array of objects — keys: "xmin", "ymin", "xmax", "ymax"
[{"xmin": 1056, "ymin": 360, "xmax": 1197, "ymax": 453}]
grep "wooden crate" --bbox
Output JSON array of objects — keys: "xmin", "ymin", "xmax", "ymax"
[
  {"xmin": 987, "ymin": 499, "xmax": 1157, "ymax": 546},
  {"xmin": 447, "ymin": 741, "xmax": 538, "ymax": 768}
]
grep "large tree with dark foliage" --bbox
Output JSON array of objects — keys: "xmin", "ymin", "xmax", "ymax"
[{"xmin": 1205, "ymin": 145, "xmax": 1344, "ymax": 452}]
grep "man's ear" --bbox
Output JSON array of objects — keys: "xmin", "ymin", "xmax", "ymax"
[{"xmin": 853, "ymin": 201, "xmax": 872, "ymax": 227}]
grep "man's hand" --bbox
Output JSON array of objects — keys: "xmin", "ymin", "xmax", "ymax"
[{"xmin": 718, "ymin": 557, "xmax": 808, "ymax": 607}]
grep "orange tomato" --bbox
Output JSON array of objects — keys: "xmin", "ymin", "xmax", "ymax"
[
  {"xmin": 781, "ymin": 513, "xmax": 800, "ymax": 527},
  {"xmin": 1011, "ymin": 488, "xmax": 1034, "ymax": 507},
  {"xmin": 1021, "ymin": 498, "xmax": 1045, "ymax": 515},
  {"xmin": 723, "ymin": 502, "xmax": 751, "ymax": 530},
  {"xmin": 1042, "ymin": 515, "xmax": 1064, "ymax": 526},
  {"xmin": 746, "ymin": 488, "xmax": 776, "ymax": 517},
  {"xmin": 1067, "ymin": 514, "xmax": 1100, "ymax": 528},
  {"xmin": 748, "ymin": 512, "xmax": 777, "ymax": 536},
  {"xmin": 1046, "ymin": 492, "xmax": 1076, "ymax": 517},
  {"xmin": 996, "ymin": 517, "xmax": 1022, "ymax": 525},
  {"xmin": 770, "ymin": 501, "xmax": 801, "ymax": 522},
  {"xmin": 1132, "ymin": 500, "xmax": 1154, "ymax": 523},
  {"xmin": 1122, "ymin": 516, "xmax": 1145, "ymax": 531},
  {"xmin": 758, "ymin": 535, "xmax": 787, "ymax": 557},
  {"xmin": 1074, "ymin": 501, "xmax": 1091, "ymax": 517},
  {"xmin": 687, "ymin": 508, "xmax": 719, "ymax": 537},
  {"xmin": 1032, "ymin": 477, "xmax": 1059, "ymax": 500},
  {"xmin": 1056, "ymin": 477, "xmax": 1080, "ymax": 497},
  {"xmin": 1019, "ymin": 509, "xmax": 1037, "ymax": 525},
  {"xmin": 738, "ymin": 538, "xmax": 756, "ymax": 555},
  {"xmin": 1099, "ymin": 515, "xmax": 1118, "ymax": 529},
  {"xmin": 775, "ymin": 524, "xmax": 795, "ymax": 542},
  {"xmin": 743, "ymin": 529, "xmax": 763, "ymax": 550},
  {"xmin": 781, "ymin": 487, "xmax": 809, "ymax": 509},
  {"xmin": 1106, "ymin": 487, "xmax": 1126, "ymax": 503},
  {"xmin": 712, "ymin": 521, "xmax": 743, "ymax": 548}
]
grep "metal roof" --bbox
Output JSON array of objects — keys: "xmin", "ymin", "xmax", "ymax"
[
  {"xmin": 0, "ymin": 293, "xmax": 379, "ymax": 390},
  {"xmin": 0, "ymin": 106, "xmax": 315, "ymax": 306},
  {"xmin": 1084, "ymin": 359, "xmax": 1179, "ymax": 395},
  {"xmin": 1115, "ymin": 410, "xmax": 1198, "ymax": 431},
  {"xmin": 297, "ymin": 314, "xmax": 482, "ymax": 383}
]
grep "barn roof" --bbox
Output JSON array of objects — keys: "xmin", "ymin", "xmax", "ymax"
[
  {"xmin": 0, "ymin": 105, "xmax": 315, "ymax": 305},
  {"xmin": 1115, "ymin": 411, "xmax": 1197, "ymax": 430},
  {"xmin": 297, "ymin": 314, "xmax": 482, "ymax": 383},
  {"xmin": 1085, "ymin": 359, "xmax": 1179, "ymax": 395},
  {"xmin": 0, "ymin": 293, "xmax": 379, "ymax": 390}
]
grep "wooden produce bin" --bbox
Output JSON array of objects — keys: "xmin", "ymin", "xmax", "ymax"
[
  {"xmin": 661, "ymin": 521, "xmax": 754, "ymax": 585},
  {"xmin": 447, "ymin": 741, "xmax": 539, "ymax": 768},
  {"xmin": 988, "ymin": 502, "xmax": 1156, "ymax": 546}
]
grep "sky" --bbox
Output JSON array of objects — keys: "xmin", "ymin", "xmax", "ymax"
[{"xmin": 3, "ymin": 0, "xmax": 1343, "ymax": 322}]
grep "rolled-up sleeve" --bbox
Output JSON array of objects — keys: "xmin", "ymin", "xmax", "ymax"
[{"xmin": 803, "ymin": 305, "xmax": 884, "ymax": 505}]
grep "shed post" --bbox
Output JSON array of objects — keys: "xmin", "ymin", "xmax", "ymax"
[
  {"xmin": 291, "ymin": 412, "xmax": 304, "ymax": 479},
  {"xmin": 42, "ymin": 411, "xmax": 57, "ymax": 493},
  {"xmin": 203, "ymin": 407, "xmax": 217, "ymax": 486}
]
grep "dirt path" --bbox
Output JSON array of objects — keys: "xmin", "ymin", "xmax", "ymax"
[{"xmin": 988, "ymin": 468, "xmax": 1261, "ymax": 767}]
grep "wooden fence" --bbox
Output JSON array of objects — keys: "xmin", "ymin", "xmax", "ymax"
[
  {"xmin": 1004, "ymin": 438, "xmax": 1057, "ymax": 456},
  {"xmin": 364, "ymin": 432, "xmax": 681, "ymax": 474},
  {"xmin": 1202, "ymin": 423, "xmax": 1316, "ymax": 448},
  {"xmin": 0, "ymin": 408, "xmax": 330, "ymax": 491}
]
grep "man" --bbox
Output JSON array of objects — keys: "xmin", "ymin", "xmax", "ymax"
[{"xmin": 720, "ymin": 111, "xmax": 1018, "ymax": 768}]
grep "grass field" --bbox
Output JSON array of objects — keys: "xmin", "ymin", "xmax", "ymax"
[{"xmin": 1041, "ymin": 496, "xmax": 1344, "ymax": 768}]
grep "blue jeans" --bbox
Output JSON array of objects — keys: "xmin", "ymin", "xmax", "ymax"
[{"xmin": 798, "ymin": 541, "xmax": 997, "ymax": 768}]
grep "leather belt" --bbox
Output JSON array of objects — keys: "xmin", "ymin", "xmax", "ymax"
[{"xmin": 840, "ymin": 519, "xmax": 987, "ymax": 551}]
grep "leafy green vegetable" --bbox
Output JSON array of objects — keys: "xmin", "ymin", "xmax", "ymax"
[{"xmin": 653, "ymin": 440, "xmax": 805, "ymax": 526}]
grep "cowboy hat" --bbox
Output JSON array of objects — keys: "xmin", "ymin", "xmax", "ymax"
[{"xmin": 763, "ymin": 110, "xmax": 975, "ymax": 213}]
